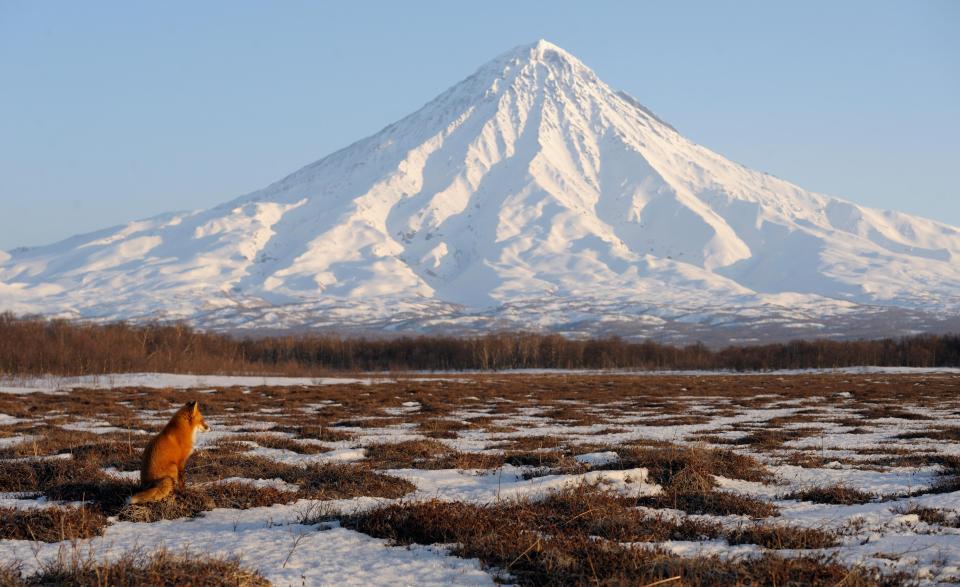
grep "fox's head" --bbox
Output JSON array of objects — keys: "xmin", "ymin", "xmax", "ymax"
[{"xmin": 183, "ymin": 401, "xmax": 211, "ymax": 433}]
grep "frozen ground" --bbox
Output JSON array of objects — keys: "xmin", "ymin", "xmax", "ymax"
[
  {"xmin": 2, "ymin": 366, "xmax": 959, "ymax": 395},
  {"xmin": 1, "ymin": 372, "xmax": 959, "ymax": 585}
]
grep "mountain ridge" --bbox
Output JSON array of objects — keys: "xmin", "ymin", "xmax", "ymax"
[{"xmin": 2, "ymin": 39, "xmax": 958, "ymax": 343}]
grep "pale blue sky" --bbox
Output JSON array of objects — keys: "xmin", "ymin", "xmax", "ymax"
[{"xmin": 1, "ymin": 0, "xmax": 957, "ymax": 250}]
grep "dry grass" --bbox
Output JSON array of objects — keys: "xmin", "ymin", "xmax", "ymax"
[
  {"xmin": 726, "ymin": 524, "xmax": 840, "ymax": 549},
  {"xmin": 927, "ymin": 455, "xmax": 960, "ymax": 495},
  {"xmin": 604, "ymin": 444, "xmax": 772, "ymax": 487},
  {"xmin": 896, "ymin": 427, "xmax": 960, "ymax": 441},
  {"xmin": 2, "ymin": 372, "xmax": 957, "ymax": 586},
  {"xmin": 342, "ymin": 485, "xmax": 724, "ymax": 546},
  {"xmin": 275, "ymin": 425, "xmax": 353, "ymax": 442},
  {"xmin": 0, "ymin": 445, "xmax": 412, "ymax": 523},
  {"xmin": 858, "ymin": 405, "xmax": 933, "ymax": 421},
  {"xmin": 341, "ymin": 487, "xmax": 900, "ymax": 586},
  {"xmin": 491, "ymin": 435, "xmax": 566, "ymax": 452},
  {"xmin": 186, "ymin": 451, "xmax": 296, "ymax": 483},
  {"xmin": 362, "ymin": 439, "xmax": 453, "ymax": 469},
  {"xmin": 119, "ymin": 483, "xmax": 299, "ymax": 523},
  {"xmin": 17, "ymin": 549, "xmax": 269, "ymax": 586},
  {"xmin": 292, "ymin": 463, "xmax": 414, "ymax": 500},
  {"xmin": 785, "ymin": 484, "xmax": 875, "ymax": 505},
  {"xmin": 638, "ymin": 490, "xmax": 779, "ymax": 518},
  {"xmin": 67, "ymin": 440, "xmax": 143, "ymax": 471},
  {"xmin": 0, "ymin": 562, "xmax": 22, "ymax": 587},
  {"xmin": 185, "ymin": 451, "xmax": 415, "ymax": 500},
  {"xmin": 891, "ymin": 504, "xmax": 960, "ymax": 528},
  {"xmin": 724, "ymin": 427, "xmax": 822, "ymax": 450},
  {"xmin": 416, "ymin": 418, "xmax": 470, "ymax": 439},
  {"xmin": 333, "ymin": 417, "xmax": 406, "ymax": 428},
  {"xmin": 0, "ymin": 427, "xmax": 101, "ymax": 460},
  {"xmin": 229, "ymin": 433, "xmax": 330, "ymax": 455},
  {"xmin": 0, "ymin": 458, "xmax": 136, "ymax": 512},
  {"xmin": 0, "ymin": 506, "xmax": 108, "ymax": 542}
]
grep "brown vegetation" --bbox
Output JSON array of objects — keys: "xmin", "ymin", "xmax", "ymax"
[
  {"xmin": 785, "ymin": 484, "xmax": 875, "ymax": 505},
  {"xmin": 637, "ymin": 490, "xmax": 778, "ymax": 518},
  {"xmin": 891, "ymin": 504, "xmax": 960, "ymax": 528},
  {"xmin": 0, "ymin": 506, "xmax": 108, "ymax": 542},
  {"xmin": 604, "ymin": 444, "xmax": 773, "ymax": 486},
  {"xmin": 342, "ymin": 487, "xmax": 899, "ymax": 586},
  {"xmin": 726, "ymin": 524, "xmax": 840, "ymax": 549},
  {"xmin": 120, "ymin": 483, "xmax": 298, "ymax": 523},
  {"xmin": 12, "ymin": 549, "xmax": 269, "ymax": 587},
  {"xmin": 1, "ymin": 313, "xmax": 959, "ymax": 375},
  {"xmin": 2, "ymin": 370, "xmax": 958, "ymax": 585}
]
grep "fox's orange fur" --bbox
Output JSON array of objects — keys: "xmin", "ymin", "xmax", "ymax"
[{"xmin": 129, "ymin": 400, "xmax": 210, "ymax": 504}]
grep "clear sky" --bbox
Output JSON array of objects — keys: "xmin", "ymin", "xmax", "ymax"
[{"xmin": 1, "ymin": 0, "xmax": 957, "ymax": 250}]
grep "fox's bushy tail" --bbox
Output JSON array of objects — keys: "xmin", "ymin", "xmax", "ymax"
[{"xmin": 128, "ymin": 476, "xmax": 175, "ymax": 504}]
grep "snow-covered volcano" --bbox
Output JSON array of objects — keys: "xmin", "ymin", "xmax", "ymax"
[{"xmin": 3, "ymin": 40, "xmax": 959, "ymax": 343}]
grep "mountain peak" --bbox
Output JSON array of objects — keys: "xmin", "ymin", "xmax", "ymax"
[
  {"xmin": 2, "ymin": 41, "xmax": 959, "ymax": 343},
  {"xmin": 489, "ymin": 39, "xmax": 591, "ymax": 76},
  {"xmin": 521, "ymin": 39, "xmax": 571, "ymax": 59}
]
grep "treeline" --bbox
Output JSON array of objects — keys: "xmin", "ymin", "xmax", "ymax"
[{"xmin": 1, "ymin": 312, "xmax": 959, "ymax": 376}]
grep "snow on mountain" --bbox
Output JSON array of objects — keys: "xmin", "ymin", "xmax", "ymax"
[{"xmin": 2, "ymin": 40, "xmax": 959, "ymax": 343}]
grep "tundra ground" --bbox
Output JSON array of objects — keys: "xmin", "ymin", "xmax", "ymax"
[{"xmin": 1, "ymin": 372, "xmax": 958, "ymax": 585}]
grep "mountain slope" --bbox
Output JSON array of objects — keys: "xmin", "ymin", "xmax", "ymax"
[{"xmin": 2, "ymin": 40, "xmax": 959, "ymax": 343}]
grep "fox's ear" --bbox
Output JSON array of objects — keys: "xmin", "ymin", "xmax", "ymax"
[
  {"xmin": 191, "ymin": 401, "xmax": 200, "ymax": 415},
  {"xmin": 186, "ymin": 401, "xmax": 198, "ymax": 413}
]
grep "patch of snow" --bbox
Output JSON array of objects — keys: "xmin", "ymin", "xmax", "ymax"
[
  {"xmin": 390, "ymin": 465, "xmax": 657, "ymax": 503},
  {"xmin": 574, "ymin": 451, "xmax": 620, "ymax": 467},
  {"xmin": 0, "ymin": 502, "xmax": 495, "ymax": 586}
]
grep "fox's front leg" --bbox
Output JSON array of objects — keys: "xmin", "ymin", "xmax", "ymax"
[{"xmin": 177, "ymin": 462, "xmax": 187, "ymax": 491}]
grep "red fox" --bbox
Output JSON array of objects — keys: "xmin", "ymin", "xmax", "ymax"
[{"xmin": 129, "ymin": 400, "xmax": 210, "ymax": 504}]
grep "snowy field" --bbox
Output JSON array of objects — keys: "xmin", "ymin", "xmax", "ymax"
[{"xmin": 1, "ymin": 372, "xmax": 959, "ymax": 585}]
